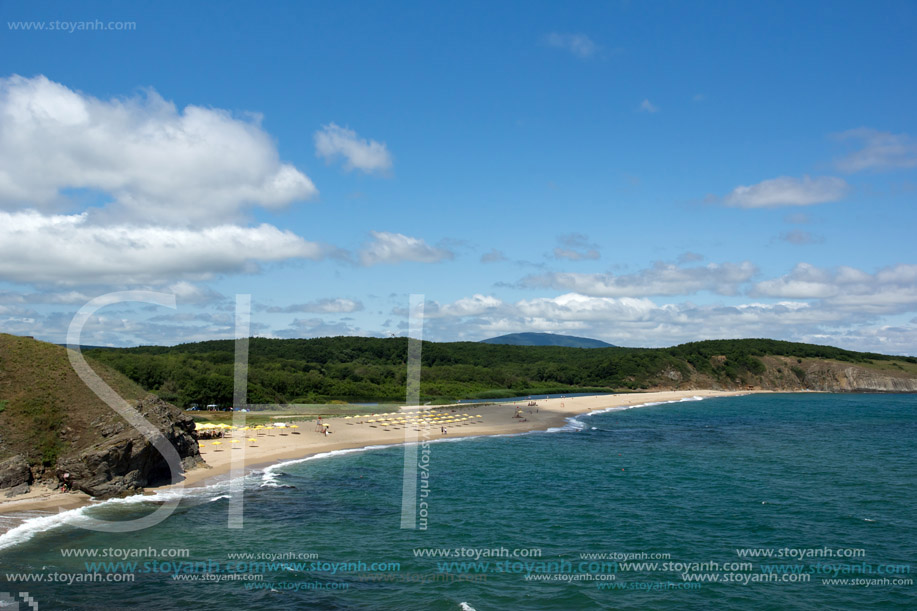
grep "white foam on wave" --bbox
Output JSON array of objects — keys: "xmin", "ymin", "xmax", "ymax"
[
  {"xmin": 260, "ymin": 444, "xmax": 394, "ymax": 487},
  {"xmin": 0, "ymin": 480, "xmax": 233, "ymax": 552},
  {"xmin": 259, "ymin": 433, "xmax": 520, "ymax": 487},
  {"xmin": 459, "ymin": 603, "xmax": 477, "ymax": 611},
  {"xmin": 548, "ymin": 395, "xmax": 710, "ymax": 433}
]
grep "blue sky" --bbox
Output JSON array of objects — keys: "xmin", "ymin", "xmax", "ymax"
[{"xmin": 1, "ymin": 1, "xmax": 916, "ymax": 353}]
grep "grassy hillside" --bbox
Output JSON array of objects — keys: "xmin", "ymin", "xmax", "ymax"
[
  {"xmin": 83, "ymin": 336, "xmax": 917, "ymax": 407},
  {"xmin": 0, "ymin": 333, "xmax": 148, "ymax": 465}
]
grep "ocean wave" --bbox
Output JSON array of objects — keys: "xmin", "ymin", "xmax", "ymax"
[
  {"xmin": 0, "ymin": 480, "xmax": 233, "ymax": 552},
  {"xmin": 260, "ymin": 444, "xmax": 394, "ymax": 487},
  {"xmin": 547, "ymin": 395, "xmax": 709, "ymax": 433}
]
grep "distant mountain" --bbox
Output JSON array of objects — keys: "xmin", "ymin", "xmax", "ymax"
[{"xmin": 480, "ymin": 332, "xmax": 615, "ymax": 349}]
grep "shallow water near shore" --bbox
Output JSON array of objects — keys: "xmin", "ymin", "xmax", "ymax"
[{"xmin": 1, "ymin": 393, "xmax": 914, "ymax": 610}]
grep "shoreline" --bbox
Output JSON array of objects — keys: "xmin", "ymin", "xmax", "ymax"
[{"xmin": 0, "ymin": 390, "xmax": 760, "ymax": 518}]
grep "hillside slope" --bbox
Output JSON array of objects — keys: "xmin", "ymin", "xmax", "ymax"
[{"xmin": 0, "ymin": 334, "xmax": 202, "ymax": 497}]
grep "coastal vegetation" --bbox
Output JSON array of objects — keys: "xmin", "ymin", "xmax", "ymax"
[
  {"xmin": 0, "ymin": 334, "xmax": 202, "ymax": 497},
  {"xmin": 83, "ymin": 337, "xmax": 917, "ymax": 407}
]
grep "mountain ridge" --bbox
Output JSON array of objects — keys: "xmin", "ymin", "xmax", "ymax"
[{"xmin": 480, "ymin": 332, "xmax": 615, "ymax": 348}]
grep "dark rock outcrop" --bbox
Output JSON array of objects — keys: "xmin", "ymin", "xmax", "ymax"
[
  {"xmin": 56, "ymin": 396, "xmax": 204, "ymax": 498},
  {"xmin": 4, "ymin": 483, "xmax": 30, "ymax": 498},
  {"xmin": 0, "ymin": 455, "xmax": 31, "ymax": 490}
]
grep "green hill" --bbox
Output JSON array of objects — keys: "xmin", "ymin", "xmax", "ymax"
[
  {"xmin": 0, "ymin": 333, "xmax": 148, "ymax": 466},
  {"xmin": 481, "ymin": 332, "xmax": 615, "ymax": 348},
  {"xmin": 84, "ymin": 336, "xmax": 917, "ymax": 407},
  {"xmin": 0, "ymin": 333, "xmax": 202, "ymax": 497}
]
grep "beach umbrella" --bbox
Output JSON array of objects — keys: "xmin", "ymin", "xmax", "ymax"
[{"xmin": 211, "ymin": 441, "xmax": 222, "ymax": 446}]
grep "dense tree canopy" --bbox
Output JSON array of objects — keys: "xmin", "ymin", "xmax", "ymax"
[{"xmin": 85, "ymin": 337, "xmax": 915, "ymax": 407}]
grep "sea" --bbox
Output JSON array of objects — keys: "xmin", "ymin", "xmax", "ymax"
[{"xmin": 0, "ymin": 393, "xmax": 914, "ymax": 610}]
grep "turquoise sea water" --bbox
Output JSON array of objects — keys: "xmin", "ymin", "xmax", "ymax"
[{"xmin": 1, "ymin": 393, "xmax": 914, "ymax": 610}]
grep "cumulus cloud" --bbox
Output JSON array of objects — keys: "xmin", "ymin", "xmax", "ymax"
[
  {"xmin": 553, "ymin": 233, "xmax": 600, "ymax": 261},
  {"xmin": 544, "ymin": 33, "xmax": 599, "ymax": 58},
  {"xmin": 416, "ymin": 288, "xmax": 917, "ymax": 354},
  {"xmin": 521, "ymin": 261, "xmax": 758, "ymax": 297},
  {"xmin": 359, "ymin": 231, "xmax": 453, "ymax": 266},
  {"xmin": 752, "ymin": 262, "xmax": 917, "ymax": 314},
  {"xmin": 423, "ymin": 294, "xmax": 503, "ymax": 319},
  {"xmin": 314, "ymin": 123, "xmax": 392, "ymax": 174},
  {"xmin": 0, "ymin": 75, "xmax": 316, "ymax": 225},
  {"xmin": 411, "ymin": 291, "xmax": 862, "ymax": 350},
  {"xmin": 167, "ymin": 281, "xmax": 225, "ymax": 305},
  {"xmin": 0, "ymin": 210, "xmax": 323, "ymax": 285},
  {"xmin": 265, "ymin": 298, "xmax": 364, "ymax": 314},
  {"xmin": 639, "ymin": 99, "xmax": 659, "ymax": 113},
  {"xmin": 724, "ymin": 175, "xmax": 849, "ymax": 208},
  {"xmin": 834, "ymin": 128, "xmax": 917, "ymax": 172}
]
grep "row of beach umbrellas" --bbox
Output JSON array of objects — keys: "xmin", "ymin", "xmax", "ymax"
[{"xmin": 344, "ymin": 413, "xmax": 483, "ymax": 428}]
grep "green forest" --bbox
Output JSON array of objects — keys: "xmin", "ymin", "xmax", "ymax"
[{"xmin": 83, "ymin": 337, "xmax": 917, "ymax": 407}]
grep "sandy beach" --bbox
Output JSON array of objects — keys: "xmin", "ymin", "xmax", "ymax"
[{"xmin": 0, "ymin": 390, "xmax": 757, "ymax": 517}]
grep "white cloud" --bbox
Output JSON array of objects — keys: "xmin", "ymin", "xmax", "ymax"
[
  {"xmin": 834, "ymin": 128, "xmax": 917, "ymax": 172},
  {"xmin": 639, "ymin": 99, "xmax": 659, "ymax": 113},
  {"xmin": 522, "ymin": 261, "xmax": 758, "ymax": 297},
  {"xmin": 423, "ymin": 294, "xmax": 503, "ymax": 319},
  {"xmin": 314, "ymin": 123, "xmax": 392, "ymax": 174},
  {"xmin": 167, "ymin": 281, "xmax": 225, "ymax": 305},
  {"xmin": 265, "ymin": 298, "xmax": 364, "ymax": 314},
  {"xmin": 410, "ymin": 291, "xmax": 863, "ymax": 350},
  {"xmin": 0, "ymin": 75, "xmax": 317, "ymax": 225},
  {"xmin": 724, "ymin": 175, "xmax": 849, "ymax": 208},
  {"xmin": 544, "ymin": 33, "xmax": 599, "ymax": 58},
  {"xmin": 0, "ymin": 210, "xmax": 323, "ymax": 285},
  {"xmin": 359, "ymin": 231, "xmax": 453, "ymax": 266},
  {"xmin": 752, "ymin": 262, "xmax": 917, "ymax": 314}
]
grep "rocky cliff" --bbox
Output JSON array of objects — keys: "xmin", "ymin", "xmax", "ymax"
[
  {"xmin": 661, "ymin": 355, "xmax": 917, "ymax": 393},
  {"xmin": 0, "ymin": 334, "xmax": 203, "ymax": 499},
  {"xmin": 55, "ymin": 395, "xmax": 204, "ymax": 497}
]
